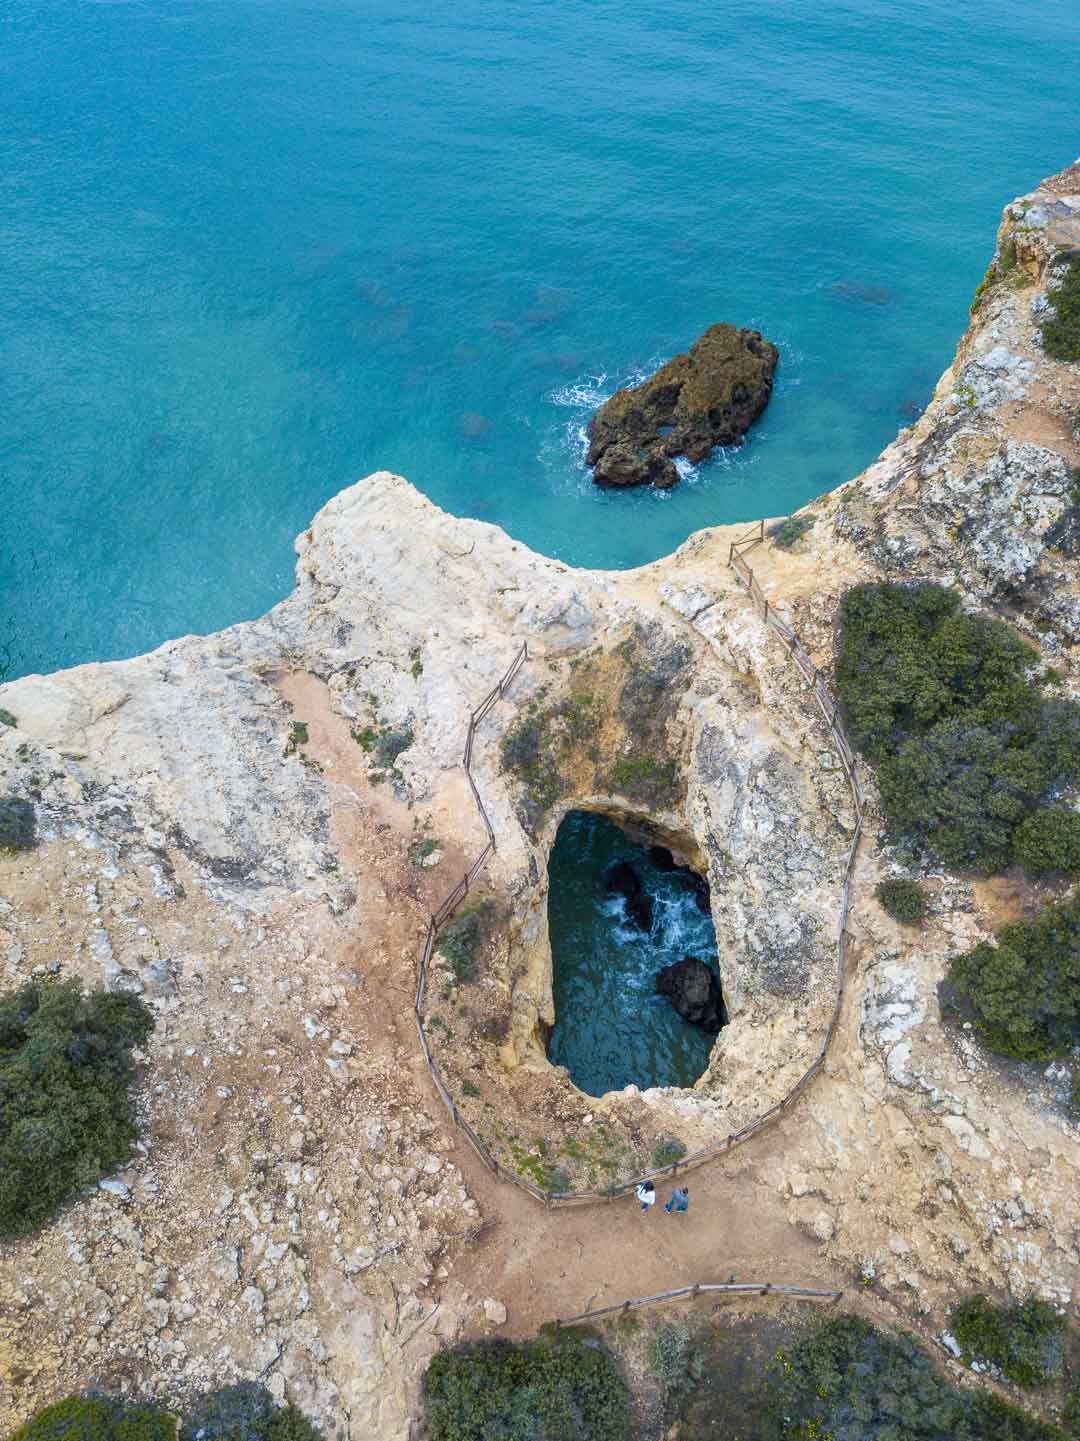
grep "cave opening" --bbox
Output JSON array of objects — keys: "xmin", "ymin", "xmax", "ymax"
[{"xmin": 546, "ymin": 810, "xmax": 726, "ymax": 1098}]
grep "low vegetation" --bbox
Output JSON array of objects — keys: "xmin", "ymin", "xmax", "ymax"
[
  {"xmin": 179, "ymin": 1383, "xmax": 322, "ymax": 1441},
  {"xmin": 836, "ymin": 582, "xmax": 1080, "ymax": 872},
  {"xmin": 10, "ymin": 1385, "xmax": 320, "ymax": 1441},
  {"xmin": 970, "ymin": 238, "xmax": 1024, "ymax": 315},
  {"xmin": 603, "ymin": 752, "xmax": 678, "ymax": 804},
  {"xmin": 0, "ymin": 795, "xmax": 36, "ymax": 854},
  {"xmin": 875, "ymin": 877, "xmax": 927, "ymax": 924},
  {"xmin": 768, "ymin": 514, "xmax": 815, "ymax": 548},
  {"xmin": 436, "ymin": 901, "xmax": 492, "ymax": 982},
  {"xmin": 650, "ymin": 1322, "xmax": 705, "ymax": 1424},
  {"xmin": 944, "ymin": 891, "xmax": 1080, "ymax": 1061},
  {"xmin": 500, "ymin": 626, "xmax": 690, "ymax": 826},
  {"xmin": 1012, "ymin": 807, "xmax": 1080, "ymax": 876},
  {"xmin": 949, "ymin": 1294, "xmax": 1066, "ymax": 1389},
  {"xmin": 760, "ymin": 1314, "xmax": 1068, "ymax": 1441},
  {"xmin": 500, "ymin": 690, "xmax": 601, "ymax": 815},
  {"xmin": 8, "ymin": 1396, "xmax": 175, "ymax": 1441},
  {"xmin": 351, "ymin": 719, "xmax": 414, "ymax": 781},
  {"xmin": 0, "ymin": 978, "xmax": 154, "ymax": 1238},
  {"xmin": 650, "ymin": 1135, "xmax": 688, "ymax": 1169},
  {"xmin": 423, "ymin": 1330, "xmax": 630, "ymax": 1441},
  {"xmin": 1042, "ymin": 253, "xmax": 1080, "ymax": 363}
]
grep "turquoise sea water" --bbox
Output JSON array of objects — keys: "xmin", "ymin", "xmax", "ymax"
[
  {"xmin": 2, "ymin": 1, "xmax": 1079, "ymax": 679},
  {"xmin": 547, "ymin": 812, "xmax": 719, "ymax": 1095}
]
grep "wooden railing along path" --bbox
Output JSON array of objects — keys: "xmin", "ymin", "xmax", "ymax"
[
  {"xmin": 553, "ymin": 1278, "xmax": 842, "ymax": 1329},
  {"xmin": 414, "ymin": 519, "xmax": 865, "ymax": 1207}
]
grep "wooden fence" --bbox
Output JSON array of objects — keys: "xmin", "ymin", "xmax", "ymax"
[
  {"xmin": 414, "ymin": 517, "xmax": 865, "ymax": 1206},
  {"xmin": 554, "ymin": 1278, "xmax": 842, "ymax": 1329}
]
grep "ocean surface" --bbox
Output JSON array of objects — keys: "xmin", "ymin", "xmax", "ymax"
[
  {"xmin": 2, "ymin": 0, "xmax": 1079, "ymax": 679},
  {"xmin": 547, "ymin": 812, "xmax": 720, "ymax": 1095}
]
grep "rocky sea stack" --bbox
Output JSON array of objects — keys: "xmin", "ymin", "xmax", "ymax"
[
  {"xmin": 586, "ymin": 323, "xmax": 779, "ymax": 489},
  {"xmin": 656, "ymin": 957, "xmax": 726, "ymax": 1034}
]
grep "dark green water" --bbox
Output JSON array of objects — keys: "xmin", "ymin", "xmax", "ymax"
[{"xmin": 547, "ymin": 812, "xmax": 721, "ymax": 1097}]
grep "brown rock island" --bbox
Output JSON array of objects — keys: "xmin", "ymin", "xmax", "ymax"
[{"xmin": 587, "ymin": 322, "xmax": 779, "ymax": 488}]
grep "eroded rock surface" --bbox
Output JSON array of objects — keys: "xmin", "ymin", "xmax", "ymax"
[{"xmin": 586, "ymin": 323, "xmax": 779, "ymax": 487}]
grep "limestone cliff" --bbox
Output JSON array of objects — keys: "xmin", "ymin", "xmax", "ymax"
[{"xmin": 3, "ymin": 161, "xmax": 1080, "ymax": 1438}]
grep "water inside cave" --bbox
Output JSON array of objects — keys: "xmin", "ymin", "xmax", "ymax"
[{"xmin": 546, "ymin": 810, "xmax": 723, "ymax": 1097}]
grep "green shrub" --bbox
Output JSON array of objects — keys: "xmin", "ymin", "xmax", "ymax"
[
  {"xmin": 0, "ymin": 796, "xmax": 36, "ymax": 855},
  {"xmin": 0, "ymin": 708, "xmax": 16, "ymax": 728},
  {"xmin": 12, "ymin": 1386, "xmax": 322, "ymax": 1441},
  {"xmin": 284, "ymin": 721, "xmax": 309, "ymax": 756},
  {"xmin": 761, "ymin": 1314, "xmax": 1066, "ymax": 1441},
  {"xmin": 180, "ymin": 1384, "xmax": 320, "ymax": 1441},
  {"xmin": 423, "ymin": 1329, "xmax": 630, "ymax": 1441},
  {"xmin": 1042, "ymin": 254, "xmax": 1080, "ymax": 363},
  {"xmin": 875, "ymin": 878, "xmax": 927, "ymax": 924},
  {"xmin": 650, "ymin": 1322, "xmax": 704, "ymax": 1420},
  {"xmin": 437, "ymin": 903, "xmax": 491, "ymax": 982},
  {"xmin": 604, "ymin": 754, "xmax": 678, "ymax": 804},
  {"xmin": 768, "ymin": 515, "xmax": 815, "ymax": 548},
  {"xmin": 1071, "ymin": 1070, "xmax": 1080, "ymax": 1114},
  {"xmin": 0, "ymin": 978, "xmax": 154, "ymax": 1238},
  {"xmin": 650, "ymin": 1135, "xmax": 687, "ymax": 1169},
  {"xmin": 500, "ymin": 692, "xmax": 602, "ymax": 817},
  {"xmin": 836, "ymin": 582, "xmax": 1080, "ymax": 871},
  {"xmin": 8, "ymin": 1394, "xmax": 175, "ymax": 1441},
  {"xmin": 374, "ymin": 727, "xmax": 413, "ymax": 768},
  {"xmin": 1062, "ymin": 1388, "xmax": 1080, "ymax": 1437},
  {"xmin": 944, "ymin": 891, "xmax": 1080, "ymax": 1060},
  {"xmin": 1013, "ymin": 807, "xmax": 1080, "ymax": 876},
  {"xmin": 837, "ymin": 582, "xmax": 1036, "ymax": 765},
  {"xmin": 949, "ymin": 1294, "xmax": 1065, "ymax": 1388}
]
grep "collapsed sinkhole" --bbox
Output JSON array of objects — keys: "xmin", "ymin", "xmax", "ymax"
[{"xmin": 545, "ymin": 810, "xmax": 726, "ymax": 1098}]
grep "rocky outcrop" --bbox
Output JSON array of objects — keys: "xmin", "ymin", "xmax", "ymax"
[
  {"xmin": 602, "ymin": 859, "xmax": 653, "ymax": 931},
  {"xmin": 587, "ymin": 323, "xmax": 779, "ymax": 488},
  {"xmin": 656, "ymin": 957, "xmax": 725, "ymax": 1033}
]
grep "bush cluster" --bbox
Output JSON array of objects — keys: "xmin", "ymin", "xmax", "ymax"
[
  {"xmin": 1012, "ymin": 807, "xmax": 1080, "ymax": 877},
  {"xmin": 10, "ymin": 1385, "xmax": 320, "ymax": 1441},
  {"xmin": 944, "ymin": 891, "xmax": 1080, "ymax": 1061},
  {"xmin": 180, "ymin": 1383, "xmax": 321, "ymax": 1441},
  {"xmin": 0, "ymin": 795, "xmax": 36, "ymax": 855},
  {"xmin": 1042, "ymin": 254, "xmax": 1080, "ymax": 363},
  {"xmin": 500, "ymin": 691, "xmax": 601, "ymax": 817},
  {"xmin": 8, "ymin": 1395, "xmax": 175, "ymax": 1441},
  {"xmin": 767, "ymin": 515, "xmax": 815, "ymax": 548},
  {"xmin": 650, "ymin": 1135, "xmax": 687, "ymax": 1169},
  {"xmin": 0, "ymin": 978, "xmax": 154, "ymax": 1238},
  {"xmin": 436, "ymin": 901, "xmax": 492, "ymax": 983},
  {"xmin": 836, "ymin": 583, "xmax": 1080, "ymax": 872},
  {"xmin": 949, "ymin": 1294, "xmax": 1066, "ymax": 1389},
  {"xmin": 761, "ymin": 1314, "xmax": 1068, "ymax": 1441},
  {"xmin": 875, "ymin": 877, "xmax": 927, "ymax": 924},
  {"xmin": 423, "ymin": 1330, "xmax": 629, "ymax": 1441}
]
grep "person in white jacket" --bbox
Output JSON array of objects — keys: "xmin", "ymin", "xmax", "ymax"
[{"xmin": 635, "ymin": 1181, "xmax": 656, "ymax": 1212}]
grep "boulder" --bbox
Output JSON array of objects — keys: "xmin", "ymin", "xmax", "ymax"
[
  {"xmin": 587, "ymin": 324, "xmax": 779, "ymax": 489},
  {"xmin": 656, "ymin": 957, "xmax": 725, "ymax": 1034},
  {"xmin": 603, "ymin": 860, "xmax": 653, "ymax": 932},
  {"xmin": 628, "ymin": 892, "xmax": 654, "ymax": 933},
  {"xmin": 592, "ymin": 443, "xmax": 678, "ymax": 490}
]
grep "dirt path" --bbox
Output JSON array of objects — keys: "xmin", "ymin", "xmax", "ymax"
[{"xmin": 275, "ymin": 672, "xmax": 849, "ymax": 1346}]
